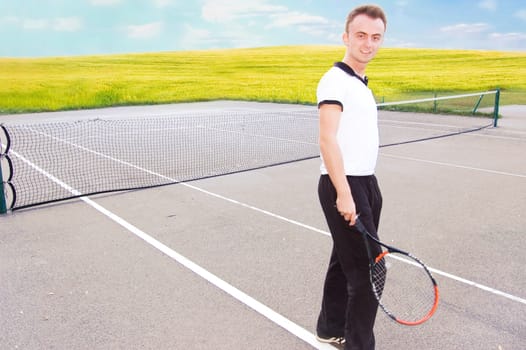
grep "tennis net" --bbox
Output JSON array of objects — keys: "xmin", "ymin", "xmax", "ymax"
[
  {"xmin": 0, "ymin": 90, "xmax": 500, "ymax": 212},
  {"xmin": 0, "ymin": 110, "xmax": 319, "ymax": 211},
  {"xmin": 377, "ymin": 90, "xmax": 499, "ymax": 147}
]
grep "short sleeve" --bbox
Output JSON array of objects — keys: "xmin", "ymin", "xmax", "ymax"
[{"xmin": 317, "ymin": 68, "xmax": 344, "ymax": 110}]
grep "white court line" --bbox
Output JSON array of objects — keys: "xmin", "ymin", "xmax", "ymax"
[
  {"xmin": 9, "ymin": 148, "xmax": 334, "ymax": 350},
  {"xmin": 380, "ymin": 119, "xmax": 468, "ymax": 130},
  {"xmin": 379, "ymin": 119, "xmax": 524, "ymax": 141},
  {"xmin": 178, "ymin": 182, "xmax": 526, "ymax": 306},
  {"xmin": 381, "ymin": 153, "xmax": 526, "ymax": 178},
  {"xmin": 16, "ymin": 128, "xmax": 526, "ymax": 307}
]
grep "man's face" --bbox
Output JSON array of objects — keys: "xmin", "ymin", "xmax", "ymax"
[{"xmin": 343, "ymin": 14, "xmax": 385, "ymax": 65}]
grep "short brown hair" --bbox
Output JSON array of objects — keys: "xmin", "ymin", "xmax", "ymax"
[{"xmin": 345, "ymin": 4, "xmax": 387, "ymax": 32}]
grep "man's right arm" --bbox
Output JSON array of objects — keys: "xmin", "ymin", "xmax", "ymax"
[{"xmin": 319, "ymin": 104, "xmax": 357, "ymax": 225}]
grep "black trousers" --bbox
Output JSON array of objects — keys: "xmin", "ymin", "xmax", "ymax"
[{"xmin": 317, "ymin": 175, "xmax": 383, "ymax": 350}]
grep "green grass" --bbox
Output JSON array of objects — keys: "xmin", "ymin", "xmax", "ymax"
[{"xmin": 1, "ymin": 46, "xmax": 525, "ymax": 114}]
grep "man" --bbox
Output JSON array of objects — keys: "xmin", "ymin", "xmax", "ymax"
[{"xmin": 315, "ymin": 5, "xmax": 387, "ymax": 350}]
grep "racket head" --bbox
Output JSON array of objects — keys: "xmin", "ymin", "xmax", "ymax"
[{"xmin": 370, "ymin": 250, "xmax": 439, "ymax": 326}]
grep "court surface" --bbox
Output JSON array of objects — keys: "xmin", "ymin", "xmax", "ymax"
[{"xmin": 1, "ymin": 101, "xmax": 525, "ymax": 349}]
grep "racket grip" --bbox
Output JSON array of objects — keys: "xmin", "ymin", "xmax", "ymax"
[{"xmin": 353, "ymin": 216, "xmax": 367, "ymax": 233}]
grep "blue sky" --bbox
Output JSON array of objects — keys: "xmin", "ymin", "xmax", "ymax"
[{"xmin": 1, "ymin": 0, "xmax": 525, "ymax": 57}]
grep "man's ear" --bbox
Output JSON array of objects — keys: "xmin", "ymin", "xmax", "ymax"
[{"xmin": 342, "ymin": 32, "xmax": 349, "ymax": 45}]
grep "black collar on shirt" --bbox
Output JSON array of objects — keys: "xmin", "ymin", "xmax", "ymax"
[{"xmin": 334, "ymin": 62, "xmax": 369, "ymax": 86}]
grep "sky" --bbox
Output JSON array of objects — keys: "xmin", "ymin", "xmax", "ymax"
[{"xmin": 1, "ymin": 0, "xmax": 525, "ymax": 57}]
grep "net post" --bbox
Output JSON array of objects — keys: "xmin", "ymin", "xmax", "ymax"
[
  {"xmin": 493, "ymin": 88, "xmax": 500, "ymax": 127},
  {"xmin": 472, "ymin": 94, "xmax": 485, "ymax": 115},
  {"xmin": 0, "ymin": 159, "xmax": 7, "ymax": 214}
]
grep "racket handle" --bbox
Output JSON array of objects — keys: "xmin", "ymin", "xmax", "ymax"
[{"xmin": 353, "ymin": 216, "xmax": 367, "ymax": 234}]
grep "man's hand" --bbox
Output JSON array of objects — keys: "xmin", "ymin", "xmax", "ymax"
[{"xmin": 336, "ymin": 193, "xmax": 357, "ymax": 225}]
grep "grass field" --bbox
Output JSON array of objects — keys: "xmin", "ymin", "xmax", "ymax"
[{"xmin": 1, "ymin": 45, "xmax": 525, "ymax": 114}]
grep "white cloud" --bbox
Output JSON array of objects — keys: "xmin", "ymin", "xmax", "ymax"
[
  {"xmin": 5, "ymin": 16, "xmax": 83, "ymax": 32},
  {"xmin": 266, "ymin": 10, "xmax": 340, "ymax": 41},
  {"xmin": 201, "ymin": 0, "xmax": 339, "ymax": 44},
  {"xmin": 179, "ymin": 25, "xmax": 214, "ymax": 48},
  {"xmin": 89, "ymin": 0, "xmax": 123, "ymax": 6},
  {"xmin": 488, "ymin": 32, "xmax": 526, "ymax": 50},
  {"xmin": 202, "ymin": 0, "xmax": 287, "ymax": 22},
  {"xmin": 0, "ymin": 16, "xmax": 20, "ymax": 24},
  {"xmin": 22, "ymin": 18, "xmax": 49, "ymax": 30},
  {"xmin": 515, "ymin": 9, "xmax": 526, "ymax": 21},
  {"xmin": 267, "ymin": 12, "xmax": 328, "ymax": 28},
  {"xmin": 478, "ymin": 0, "xmax": 497, "ymax": 11},
  {"xmin": 178, "ymin": 24, "xmax": 264, "ymax": 50},
  {"xmin": 438, "ymin": 22, "xmax": 526, "ymax": 50},
  {"xmin": 53, "ymin": 17, "xmax": 83, "ymax": 32},
  {"xmin": 297, "ymin": 20, "xmax": 341, "ymax": 42},
  {"xmin": 489, "ymin": 32, "xmax": 526, "ymax": 42},
  {"xmin": 386, "ymin": 37, "xmax": 417, "ymax": 48},
  {"xmin": 125, "ymin": 22, "xmax": 163, "ymax": 39},
  {"xmin": 153, "ymin": 0, "xmax": 175, "ymax": 7},
  {"xmin": 440, "ymin": 23, "xmax": 490, "ymax": 34},
  {"xmin": 264, "ymin": 8, "xmax": 340, "ymax": 42}
]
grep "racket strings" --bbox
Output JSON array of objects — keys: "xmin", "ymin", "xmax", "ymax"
[
  {"xmin": 371, "ymin": 252, "xmax": 438, "ymax": 325},
  {"xmin": 371, "ymin": 258, "xmax": 387, "ymax": 298}
]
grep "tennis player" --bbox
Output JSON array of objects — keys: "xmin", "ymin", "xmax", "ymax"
[{"xmin": 315, "ymin": 5, "xmax": 387, "ymax": 350}]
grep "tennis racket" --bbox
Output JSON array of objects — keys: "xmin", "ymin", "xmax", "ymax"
[{"xmin": 353, "ymin": 217, "xmax": 439, "ymax": 326}]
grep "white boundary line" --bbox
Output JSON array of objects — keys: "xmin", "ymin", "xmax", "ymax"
[
  {"xmin": 15, "ymin": 145, "xmax": 526, "ymax": 307},
  {"xmin": 178, "ymin": 182, "xmax": 526, "ymax": 306},
  {"xmin": 9, "ymin": 148, "xmax": 334, "ymax": 350},
  {"xmin": 12, "ymin": 126, "xmax": 526, "ymax": 307},
  {"xmin": 378, "ymin": 119, "xmax": 525, "ymax": 141},
  {"xmin": 380, "ymin": 153, "xmax": 526, "ymax": 178},
  {"xmin": 85, "ymin": 198, "xmax": 334, "ymax": 350}
]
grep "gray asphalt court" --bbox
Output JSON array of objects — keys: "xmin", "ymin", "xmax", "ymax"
[{"xmin": 1, "ymin": 102, "xmax": 525, "ymax": 349}]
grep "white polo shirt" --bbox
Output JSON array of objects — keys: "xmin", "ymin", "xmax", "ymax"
[{"xmin": 317, "ymin": 62, "xmax": 379, "ymax": 176}]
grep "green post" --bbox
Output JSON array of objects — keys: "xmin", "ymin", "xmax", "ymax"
[
  {"xmin": 0, "ymin": 160, "xmax": 7, "ymax": 214},
  {"xmin": 472, "ymin": 94, "xmax": 484, "ymax": 115},
  {"xmin": 433, "ymin": 92, "xmax": 437, "ymax": 113},
  {"xmin": 493, "ymin": 88, "xmax": 500, "ymax": 127}
]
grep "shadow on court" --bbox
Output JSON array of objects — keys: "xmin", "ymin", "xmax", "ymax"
[{"xmin": 1, "ymin": 102, "xmax": 525, "ymax": 349}]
